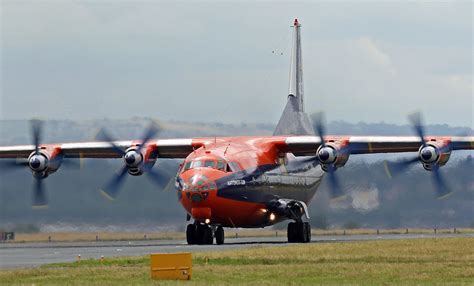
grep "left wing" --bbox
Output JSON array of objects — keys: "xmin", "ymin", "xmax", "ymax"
[
  {"xmin": 281, "ymin": 135, "xmax": 474, "ymax": 156},
  {"xmin": 277, "ymin": 134, "xmax": 473, "ymax": 199}
]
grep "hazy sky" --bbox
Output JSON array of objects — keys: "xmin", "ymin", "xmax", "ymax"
[{"xmin": 1, "ymin": 1, "xmax": 472, "ymax": 127}]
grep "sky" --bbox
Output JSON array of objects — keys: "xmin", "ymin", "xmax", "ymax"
[{"xmin": 0, "ymin": 1, "xmax": 472, "ymax": 127}]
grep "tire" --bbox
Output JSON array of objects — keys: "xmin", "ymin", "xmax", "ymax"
[
  {"xmin": 287, "ymin": 222, "xmax": 297, "ymax": 243},
  {"xmin": 195, "ymin": 224, "xmax": 205, "ymax": 244},
  {"xmin": 304, "ymin": 222, "xmax": 311, "ymax": 243},
  {"xmin": 186, "ymin": 224, "xmax": 196, "ymax": 245},
  {"xmin": 296, "ymin": 222, "xmax": 305, "ymax": 243},
  {"xmin": 215, "ymin": 226, "xmax": 225, "ymax": 245},
  {"xmin": 203, "ymin": 226, "xmax": 213, "ymax": 245}
]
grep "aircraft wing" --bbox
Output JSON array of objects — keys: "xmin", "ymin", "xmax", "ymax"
[
  {"xmin": 281, "ymin": 135, "xmax": 474, "ymax": 156},
  {"xmin": 0, "ymin": 139, "xmax": 199, "ymax": 159},
  {"xmin": 2, "ymin": 135, "xmax": 473, "ymax": 159}
]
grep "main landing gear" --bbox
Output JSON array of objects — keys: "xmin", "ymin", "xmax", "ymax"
[
  {"xmin": 186, "ymin": 223, "xmax": 225, "ymax": 245},
  {"xmin": 287, "ymin": 221, "xmax": 311, "ymax": 243}
]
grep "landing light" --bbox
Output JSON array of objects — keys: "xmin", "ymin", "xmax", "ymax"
[
  {"xmin": 269, "ymin": 213, "xmax": 276, "ymax": 221},
  {"xmin": 205, "ymin": 219, "xmax": 210, "ymax": 224}
]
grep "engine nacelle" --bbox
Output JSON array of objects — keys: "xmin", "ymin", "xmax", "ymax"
[
  {"xmin": 418, "ymin": 142, "xmax": 451, "ymax": 171},
  {"xmin": 27, "ymin": 149, "xmax": 62, "ymax": 178},
  {"xmin": 316, "ymin": 143, "xmax": 350, "ymax": 172}
]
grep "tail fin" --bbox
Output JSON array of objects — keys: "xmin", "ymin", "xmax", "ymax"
[{"xmin": 273, "ymin": 19, "xmax": 314, "ymax": 136}]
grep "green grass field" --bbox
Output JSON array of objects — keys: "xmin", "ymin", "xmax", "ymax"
[{"xmin": 1, "ymin": 237, "xmax": 473, "ymax": 285}]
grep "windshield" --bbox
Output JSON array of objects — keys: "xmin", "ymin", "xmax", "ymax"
[{"xmin": 182, "ymin": 158, "xmax": 233, "ymax": 173}]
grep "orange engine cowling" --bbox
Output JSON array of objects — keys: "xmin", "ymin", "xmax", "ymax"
[
  {"xmin": 316, "ymin": 142, "xmax": 350, "ymax": 171},
  {"xmin": 27, "ymin": 147, "xmax": 63, "ymax": 178}
]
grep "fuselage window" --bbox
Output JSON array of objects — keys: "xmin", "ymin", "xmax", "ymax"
[{"xmin": 204, "ymin": 160, "xmax": 216, "ymax": 168}]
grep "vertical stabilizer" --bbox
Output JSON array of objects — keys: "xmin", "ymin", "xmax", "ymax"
[{"xmin": 273, "ymin": 19, "xmax": 314, "ymax": 136}]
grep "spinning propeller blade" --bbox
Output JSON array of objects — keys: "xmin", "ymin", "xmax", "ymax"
[
  {"xmin": 98, "ymin": 122, "xmax": 165, "ymax": 199},
  {"xmin": 100, "ymin": 166, "xmax": 129, "ymax": 200},
  {"xmin": 384, "ymin": 112, "xmax": 452, "ymax": 199},
  {"xmin": 313, "ymin": 112, "xmax": 346, "ymax": 200},
  {"xmin": 32, "ymin": 177, "xmax": 47, "ymax": 208}
]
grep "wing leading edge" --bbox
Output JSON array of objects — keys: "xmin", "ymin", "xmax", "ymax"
[
  {"xmin": 282, "ymin": 135, "xmax": 474, "ymax": 156},
  {"xmin": 0, "ymin": 139, "xmax": 198, "ymax": 159}
]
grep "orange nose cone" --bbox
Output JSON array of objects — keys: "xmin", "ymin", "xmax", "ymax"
[{"xmin": 191, "ymin": 207, "xmax": 212, "ymax": 220}]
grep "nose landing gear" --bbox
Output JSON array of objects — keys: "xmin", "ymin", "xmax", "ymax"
[{"xmin": 186, "ymin": 223, "xmax": 225, "ymax": 245}]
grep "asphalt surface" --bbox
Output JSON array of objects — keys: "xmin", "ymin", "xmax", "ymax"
[{"xmin": 1, "ymin": 233, "xmax": 472, "ymax": 269}]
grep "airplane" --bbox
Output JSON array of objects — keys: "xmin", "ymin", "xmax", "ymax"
[{"xmin": 0, "ymin": 19, "xmax": 473, "ymax": 245}]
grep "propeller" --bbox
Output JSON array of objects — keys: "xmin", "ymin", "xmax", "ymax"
[
  {"xmin": 0, "ymin": 120, "xmax": 48, "ymax": 207},
  {"xmin": 97, "ymin": 122, "xmax": 169, "ymax": 200},
  {"xmin": 308, "ymin": 112, "xmax": 350, "ymax": 199},
  {"xmin": 28, "ymin": 119, "xmax": 48, "ymax": 207},
  {"xmin": 383, "ymin": 112, "xmax": 452, "ymax": 198},
  {"xmin": 0, "ymin": 120, "xmax": 83, "ymax": 207}
]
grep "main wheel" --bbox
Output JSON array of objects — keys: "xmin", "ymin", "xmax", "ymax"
[
  {"xmin": 287, "ymin": 222, "xmax": 297, "ymax": 243},
  {"xmin": 304, "ymin": 222, "xmax": 311, "ymax": 243},
  {"xmin": 215, "ymin": 226, "xmax": 225, "ymax": 245},
  {"xmin": 186, "ymin": 224, "xmax": 196, "ymax": 245},
  {"xmin": 296, "ymin": 222, "xmax": 306, "ymax": 242}
]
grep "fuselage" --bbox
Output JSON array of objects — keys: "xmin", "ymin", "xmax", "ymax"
[{"xmin": 176, "ymin": 137, "xmax": 324, "ymax": 228}]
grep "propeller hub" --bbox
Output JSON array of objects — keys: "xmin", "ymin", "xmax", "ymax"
[
  {"xmin": 28, "ymin": 154, "xmax": 48, "ymax": 172},
  {"xmin": 124, "ymin": 150, "xmax": 143, "ymax": 167},
  {"xmin": 317, "ymin": 146, "xmax": 337, "ymax": 165},
  {"xmin": 419, "ymin": 145, "xmax": 439, "ymax": 164}
]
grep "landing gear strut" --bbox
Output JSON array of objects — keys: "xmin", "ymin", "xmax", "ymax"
[
  {"xmin": 186, "ymin": 223, "xmax": 225, "ymax": 245},
  {"xmin": 287, "ymin": 221, "xmax": 311, "ymax": 243}
]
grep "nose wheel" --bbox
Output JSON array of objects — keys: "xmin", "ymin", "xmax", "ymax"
[
  {"xmin": 287, "ymin": 221, "xmax": 311, "ymax": 243},
  {"xmin": 186, "ymin": 223, "xmax": 225, "ymax": 245}
]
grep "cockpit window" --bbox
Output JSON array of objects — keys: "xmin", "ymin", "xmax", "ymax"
[
  {"xmin": 182, "ymin": 158, "xmax": 229, "ymax": 173},
  {"xmin": 204, "ymin": 160, "xmax": 216, "ymax": 168},
  {"xmin": 184, "ymin": 161, "xmax": 192, "ymax": 171},
  {"xmin": 192, "ymin": 160, "xmax": 203, "ymax": 168},
  {"xmin": 217, "ymin": 160, "xmax": 226, "ymax": 171}
]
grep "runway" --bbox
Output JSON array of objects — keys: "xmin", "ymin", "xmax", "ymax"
[{"xmin": 1, "ymin": 233, "xmax": 472, "ymax": 269}]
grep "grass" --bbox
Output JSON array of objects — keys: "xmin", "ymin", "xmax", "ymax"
[
  {"xmin": 1, "ymin": 237, "xmax": 473, "ymax": 285},
  {"xmin": 9, "ymin": 228, "xmax": 474, "ymax": 243}
]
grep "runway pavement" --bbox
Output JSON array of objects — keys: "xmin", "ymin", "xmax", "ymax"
[{"xmin": 1, "ymin": 233, "xmax": 472, "ymax": 269}]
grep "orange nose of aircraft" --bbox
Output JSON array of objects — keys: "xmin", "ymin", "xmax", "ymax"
[{"xmin": 178, "ymin": 167, "xmax": 223, "ymax": 221}]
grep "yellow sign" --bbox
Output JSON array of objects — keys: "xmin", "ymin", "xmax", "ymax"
[{"xmin": 150, "ymin": 253, "xmax": 192, "ymax": 280}]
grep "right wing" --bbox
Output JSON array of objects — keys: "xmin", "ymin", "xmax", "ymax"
[{"xmin": 0, "ymin": 139, "xmax": 203, "ymax": 159}]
